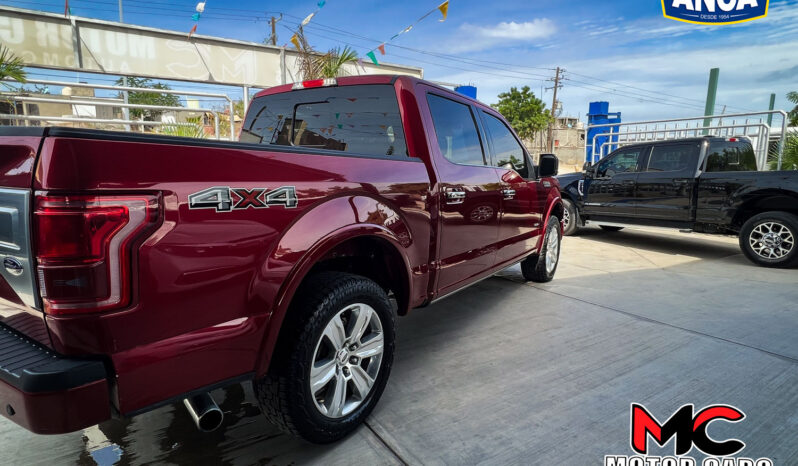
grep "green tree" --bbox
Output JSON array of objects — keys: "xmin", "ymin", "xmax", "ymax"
[
  {"xmin": 788, "ymin": 91, "xmax": 798, "ymax": 127},
  {"xmin": 0, "ymin": 45, "xmax": 26, "ymax": 89},
  {"xmin": 770, "ymin": 134, "xmax": 798, "ymax": 171},
  {"xmin": 291, "ymin": 29, "xmax": 358, "ymax": 80},
  {"xmin": 492, "ymin": 86, "xmax": 552, "ymax": 142},
  {"xmin": 114, "ymin": 76, "xmax": 181, "ymax": 120},
  {"xmin": 316, "ymin": 46, "xmax": 358, "ymax": 79}
]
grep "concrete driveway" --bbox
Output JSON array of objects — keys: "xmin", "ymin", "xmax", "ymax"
[{"xmin": 2, "ymin": 227, "xmax": 797, "ymax": 465}]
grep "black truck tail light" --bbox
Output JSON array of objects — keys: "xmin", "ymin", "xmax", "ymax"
[{"xmin": 33, "ymin": 194, "xmax": 159, "ymax": 316}]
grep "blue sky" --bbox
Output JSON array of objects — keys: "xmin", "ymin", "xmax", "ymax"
[{"xmin": 2, "ymin": 0, "xmax": 798, "ymax": 122}]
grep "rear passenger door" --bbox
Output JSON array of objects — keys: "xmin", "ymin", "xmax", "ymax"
[
  {"xmin": 479, "ymin": 110, "xmax": 542, "ymax": 266},
  {"xmin": 424, "ymin": 92, "xmax": 503, "ymax": 294},
  {"xmin": 635, "ymin": 142, "xmax": 701, "ymax": 222}
]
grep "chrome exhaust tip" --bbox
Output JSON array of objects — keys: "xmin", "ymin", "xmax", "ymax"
[{"xmin": 183, "ymin": 393, "xmax": 224, "ymax": 432}]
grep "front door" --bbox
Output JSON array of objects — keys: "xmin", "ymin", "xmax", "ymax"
[
  {"xmin": 583, "ymin": 146, "xmax": 648, "ymax": 219},
  {"xmin": 635, "ymin": 142, "xmax": 701, "ymax": 222},
  {"xmin": 479, "ymin": 110, "xmax": 542, "ymax": 266},
  {"xmin": 424, "ymin": 92, "xmax": 503, "ymax": 295}
]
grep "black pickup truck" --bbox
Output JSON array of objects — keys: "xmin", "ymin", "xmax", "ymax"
[{"xmin": 557, "ymin": 136, "xmax": 798, "ymax": 268}]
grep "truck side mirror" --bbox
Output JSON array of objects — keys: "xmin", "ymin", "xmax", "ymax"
[
  {"xmin": 539, "ymin": 153, "xmax": 559, "ymax": 177},
  {"xmin": 582, "ymin": 161, "xmax": 592, "ymax": 172}
]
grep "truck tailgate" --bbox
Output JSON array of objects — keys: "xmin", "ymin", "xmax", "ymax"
[{"xmin": 0, "ymin": 128, "xmax": 50, "ymax": 347}]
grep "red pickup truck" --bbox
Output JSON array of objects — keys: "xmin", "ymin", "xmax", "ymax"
[{"xmin": 0, "ymin": 75, "xmax": 562, "ymax": 443}]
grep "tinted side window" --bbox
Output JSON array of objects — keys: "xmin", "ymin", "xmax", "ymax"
[
  {"xmin": 596, "ymin": 148, "xmax": 643, "ymax": 177},
  {"xmin": 706, "ymin": 141, "xmax": 757, "ymax": 172},
  {"xmin": 647, "ymin": 144, "xmax": 699, "ymax": 172},
  {"xmin": 482, "ymin": 112, "xmax": 528, "ymax": 178},
  {"xmin": 427, "ymin": 94, "xmax": 486, "ymax": 166},
  {"xmin": 240, "ymin": 85, "xmax": 407, "ymax": 157}
]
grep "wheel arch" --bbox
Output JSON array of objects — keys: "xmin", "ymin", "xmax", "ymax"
[
  {"xmin": 254, "ymin": 196, "xmax": 414, "ymax": 376},
  {"xmin": 731, "ymin": 191, "xmax": 798, "ymax": 230}
]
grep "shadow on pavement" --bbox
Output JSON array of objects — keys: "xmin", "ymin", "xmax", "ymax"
[{"xmin": 573, "ymin": 228, "xmax": 742, "ymax": 260}]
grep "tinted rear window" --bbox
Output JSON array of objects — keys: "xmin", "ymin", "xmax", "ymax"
[
  {"xmin": 706, "ymin": 141, "xmax": 757, "ymax": 172},
  {"xmin": 240, "ymin": 85, "xmax": 408, "ymax": 157},
  {"xmin": 647, "ymin": 143, "xmax": 699, "ymax": 172}
]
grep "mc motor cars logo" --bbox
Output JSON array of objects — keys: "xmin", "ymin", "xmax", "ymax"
[
  {"xmin": 604, "ymin": 404, "xmax": 774, "ymax": 466},
  {"xmin": 662, "ymin": 0, "xmax": 769, "ymax": 25}
]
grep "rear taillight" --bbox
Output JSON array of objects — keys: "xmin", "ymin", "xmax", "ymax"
[{"xmin": 34, "ymin": 194, "xmax": 159, "ymax": 315}]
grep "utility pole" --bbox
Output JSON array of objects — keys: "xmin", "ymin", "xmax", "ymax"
[
  {"xmin": 270, "ymin": 16, "xmax": 277, "ymax": 45},
  {"xmin": 118, "ymin": 0, "xmax": 130, "ymax": 131},
  {"xmin": 767, "ymin": 93, "xmax": 776, "ymax": 127},
  {"xmin": 702, "ymin": 68, "xmax": 719, "ymax": 135},
  {"xmin": 546, "ymin": 67, "xmax": 563, "ymax": 153}
]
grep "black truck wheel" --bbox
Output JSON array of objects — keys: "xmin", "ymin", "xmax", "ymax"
[
  {"xmin": 739, "ymin": 211, "xmax": 798, "ymax": 268},
  {"xmin": 562, "ymin": 199, "xmax": 580, "ymax": 236},
  {"xmin": 521, "ymin": 216, "xmax": 561, "ymax": 283},
  {"xmin": 254, "ymin": 272, "xmax": 395, "ymax": 443},
  {"xmin": 599, "ymin": 225, "xmax": 624, "ymax": 232}
]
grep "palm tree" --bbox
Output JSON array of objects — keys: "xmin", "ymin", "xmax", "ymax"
[
  {"xmin": 293, "ymin": 29, "xmax": 358, "ymax": 80},
  {"xmin": 788, "ymin": 91, "xmax": 798, "ymax": 127},
  {"xmin": 770, "ymin": 134, "xmax": 798, "ymax": 171},
  {"xmin": 316, "ymin": 46, "xmax": 358, "ymax": 79},
  {"xmin": 0, "ymin": 45, "xmax": 26, "ymax": 89}
]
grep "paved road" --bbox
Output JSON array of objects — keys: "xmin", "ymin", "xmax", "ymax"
[{"xmin": 2, "ymin": 227, "xmax": 796, "ymax": 465}]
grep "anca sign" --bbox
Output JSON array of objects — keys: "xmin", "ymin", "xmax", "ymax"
[{"xmin": 662, "ymin": 0, "xmax": 769, "ymax": 25}]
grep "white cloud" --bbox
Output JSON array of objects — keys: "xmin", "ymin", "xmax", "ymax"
[
  {"xmin": 463, "ymin": 19, "xmax": 557, "ymax": 41},
  {"xmin": 445, "ymin": 19, "xmax": 557, "ymax": 53}
]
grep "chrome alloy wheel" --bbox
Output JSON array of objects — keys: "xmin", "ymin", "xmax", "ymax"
[
  {"xmin": 749, "ymin": 222, "xmax": 795, "ymax": 260},
  {"xmin": 310, "ymin": 303, "xmax": 384, "ymax": 418},
  {"xmin": 561, "ymin": 206, "xmax": 571, "ymax": 231},
  {"xmin": 545, "ymin": 226, "xmax": 560, "ymax": 274}
]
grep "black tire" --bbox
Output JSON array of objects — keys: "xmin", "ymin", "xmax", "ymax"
[
  {"xmin": 521, "ymin": 216, "xmax": 561, "ymax": 283},
  {"xmin": 562, "ymin": 199, "xmax": 580, "ymax": 236},
  {"xmin": 254, "ymin": 272, "xmax": 395, "ymax": 443},
  {"xmin": 599, "ymin": 225, "xmax": 624, "ymax": 232},
  {"xmin": 739, "ymin": 211, "xmax": 798, "ymax": 268}
]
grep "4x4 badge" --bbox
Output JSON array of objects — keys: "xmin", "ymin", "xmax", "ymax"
[{"xmin": 188, "ymin": 186, "xmax": 298, "ymax": 212}]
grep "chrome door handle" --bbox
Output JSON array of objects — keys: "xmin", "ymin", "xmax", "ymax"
[
  {"xmin": 502, "ymin": 189, "xmax": 516, "ymax": 199},
  {"xmin": 445, "ymin": 190, "xmax": 466, "ymax": 204}
]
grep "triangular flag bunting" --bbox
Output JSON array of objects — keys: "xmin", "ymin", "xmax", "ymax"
[
  {"xmin": 438, "ymin": 1, "xmax": 449, "ymax": 21},
  {"xmin": 290, "ymin": 34, "xmax": 301, "ymax": 50},
  {"xmin": 64, "ymin": 0, "xmax": 70, "ymax": 17},
  {"xmin": 196, "ymin": 2, "xmax": 206, "ymax": 13},
  {"xmin": 188, "ymin": 24, "xmax": 198, "ymax": 38},
  {"xmin": 337, "ymin": 124, "xmax": 343, "ymax": 129},
  {"xmin": 317, "ymin": 0, "xmax": 326, "ymax": 7},
  {"xmin": 377, "ymin": 44, "xmax": 386, "ymax": 55},
  {"xmin": 192, "ymin": 13, "xmax": 201, "ymax": 21},
  {"xmin": 402, "ymin": 25, "xmax": 413, "ymax": 34},
  {"xmin": 301, "ymin": 12, "xmax": 315, "ymax": 26},
  {"xmin": 366, "ymin": 51, "xmax": 379, "ymax": 65}
]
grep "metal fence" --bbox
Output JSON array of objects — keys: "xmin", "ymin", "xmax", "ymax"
[
  {"xmin": 1, "ymin": 78, "xmax": 237, "ymax": 141},
  {"xmin": 586, "ymin": 111, "xmax": 789, "ymax": 170}
]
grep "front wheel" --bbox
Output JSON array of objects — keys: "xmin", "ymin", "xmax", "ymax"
[
  {"xmin": 739, "ymin": 211, "xmax": 798, "ymax": 268},
  {"xmin": 254, "ymin": 272, "xmax": 395, "ymax": 443},
  {"xmin": 562, "ymin": 199, "xmax": 580, "ymax": 236},
  {"xmin": 521, "ymin": 216, "xmax": 561, "ymax": 283}
]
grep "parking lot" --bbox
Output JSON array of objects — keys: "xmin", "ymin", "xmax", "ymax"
[{"xmin": 1, "ymin": 226, "xmax": 797, "ymax": 465}]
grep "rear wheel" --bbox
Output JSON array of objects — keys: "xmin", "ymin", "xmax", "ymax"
[
  {"xmin": 521, "ymin": 216, "xmax": 561, "ymax": 283},
  {"xmin": 739, "ymin": 211, "xmax": 798, "ymax": 268},
  {"xmin": 254, "ymin": 272, "xmax": 395, "ymax": 443},
  {"xmin": 599, "ymin": 225, "xmax": 624, "ymax": 232},
  {"xmin": 562, "ymin": 199, "xmax": 579, "ymax": 236}
]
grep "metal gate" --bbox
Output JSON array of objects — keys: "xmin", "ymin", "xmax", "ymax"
[{"xmin": 586, "ymin": 110, "xmax": 789, "ymax": 170}]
